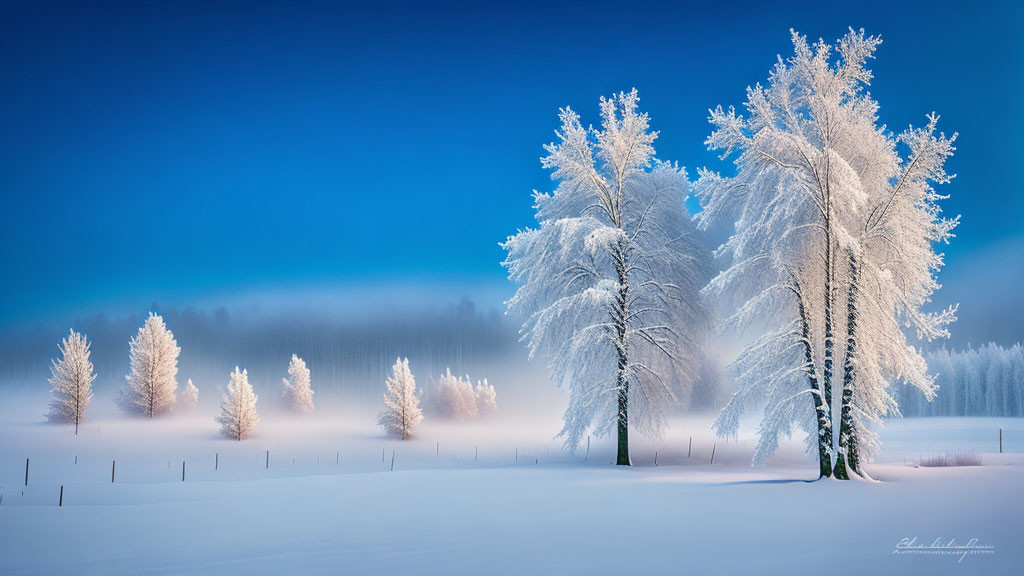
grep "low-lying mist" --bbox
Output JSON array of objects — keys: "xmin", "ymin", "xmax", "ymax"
[{"xmin": 1, "ymin": 295, "xmax": 536, "ymax": 403}]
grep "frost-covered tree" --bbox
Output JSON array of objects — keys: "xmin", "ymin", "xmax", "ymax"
[
  {"xmin": 503, "ymin": 89, "xmax": 710, "ymax": 465},
  {"xmin": 179, "ymin": 378, "xmax": 199, "ymax": 412},
  {"xmin": 432, "ymin": 368, "xmax": 478, "ymax": 420},
  {"xmin": 923, "ymin": 348, "xmax": 955, "ymax": 416},
  {"xmin": 984, "ymin": 344, "xmax": 1008, "ymax": 416},
  {"xmin": 699, "ymin": 29, "xmax": 957, "ymax": 478},
  {"xmin": 216, "ymin": 367, "xmax": 259, "ymax": 440},
  {"xmin": 1005, "ymin": 344, "xmax": 1024, "ymax": 417},
  {"xmin": 475, "ymin": 378, "xmax": 497, "ymax": 417},
  {"xmin": 695, "ymin": 32, "xmax": 862, "ymax": 474},
  {"xmin": 1004, "ymin": 344, "xmax": 1024, "ymax": 417},
  {"xmin": 427, "ymin": 369, "xmax": 496, "ymax": 420},
  {"xmin": 47, "ymin": 329, "xmax": 96, "ymax": 434},
  {"xmin": 907, "ymin": 344, "xmax": 1024, "ymax": 418},
  {"xmin": 120, "ymin": 312, "xmax": 181, "ymax": 417},
  {"xmin": 281, "ymin": 354, "xmax": 315, "ymax": 414},
  {"xmin": 834, "ymin": 112, "xmax": 958, "ymax": 477},
  {"xmin": 378, "ymin": 357, "xmax": 423, "ymax": 440}
]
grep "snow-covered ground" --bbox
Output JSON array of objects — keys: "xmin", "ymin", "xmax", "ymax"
[{"xmin": 0, "ymin": 392, "xmax": 1020, "ymax": 575}]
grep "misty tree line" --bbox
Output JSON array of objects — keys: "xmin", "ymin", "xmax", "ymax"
[
  {"xmin": 46, "ymin": 313, "xmax": 501, "ymax": 440},
  {"xmin": 378, "ymin": 358, "xmax": 499, "ymax": 439},
  {"xmin": 2, "ymin": 297, "xmax": 522, "ymax": 399},
  {"xmin": 896, "ymin": 344, "xmax": 1024, "ymax": 417}
]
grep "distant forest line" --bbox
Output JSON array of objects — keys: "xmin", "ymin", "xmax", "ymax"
[
  {"xmin": 0, "ymin": 298, "xmax": 521, "ymax": 400},
  {"xmin": 898, "ymin": 343, "xmax": 1024, "ymax": 417}
]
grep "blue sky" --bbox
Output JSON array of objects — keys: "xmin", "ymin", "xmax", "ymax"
[{"xmin": 1, "ymin": 0, "xmax": 1022, "ymax": 343}]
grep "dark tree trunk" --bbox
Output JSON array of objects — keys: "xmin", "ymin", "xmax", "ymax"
[
  {"xmin": 614, "ymin": 240, "xmax": 631, "ymax": 466},
  {"xmin": 834, "ymin": 250, "xmax": 860, "ymax": 480},
  {"xmin": 616, "ymin": 371, "xmax": 629, "ymax": 466},
  {"xmin": 822, "ymin": 214, "xmax": 836, "ymax": 455},
  {"xmin": 794, "ymin": 279, "xmax": 832, "ymax": 478}
]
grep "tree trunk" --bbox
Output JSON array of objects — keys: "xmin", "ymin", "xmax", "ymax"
[
  {"xmin": 835, "ymin": 250, "xmax": 860, "ymax": 479},
  {"xmin": 822, "ymin": 212, "xmax": 836, "ymax": 457},
  {"xmin": 795, "ymin": 279, "xmax": 832, "ymax": 478},
  {"xmin": 614, "ymin": 240, "xmax": 631, "ymax": 466},
  {"xmin": 147, "ymin": 355, "xmax": 155, "ymax": 418},
  {"xmin": 616, "ymin": 371, "xmax": 629, "ymax": 466}
]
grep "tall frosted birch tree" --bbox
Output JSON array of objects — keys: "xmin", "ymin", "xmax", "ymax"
[
  {"xmin": 503, "ymin": 89, "xmax": 709, "ymax": 465},
  {"xmin": 699, "ymin": 28, "xmax": 957, "ymax": 478}
]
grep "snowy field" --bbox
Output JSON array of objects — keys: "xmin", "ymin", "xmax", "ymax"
[{"xmin": 0, "ymin": 393, "xmax": 1021, "ymax": 575}]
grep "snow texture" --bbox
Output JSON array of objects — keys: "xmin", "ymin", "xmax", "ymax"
[{"xmin": 0, "ymin": 400, "xmax": 1020, "ymax": 576}]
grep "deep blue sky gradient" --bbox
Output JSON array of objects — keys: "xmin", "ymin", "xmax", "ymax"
[{"xmin": 2, "ymin": 0, "xmax": 1022, "ymax": 339}]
